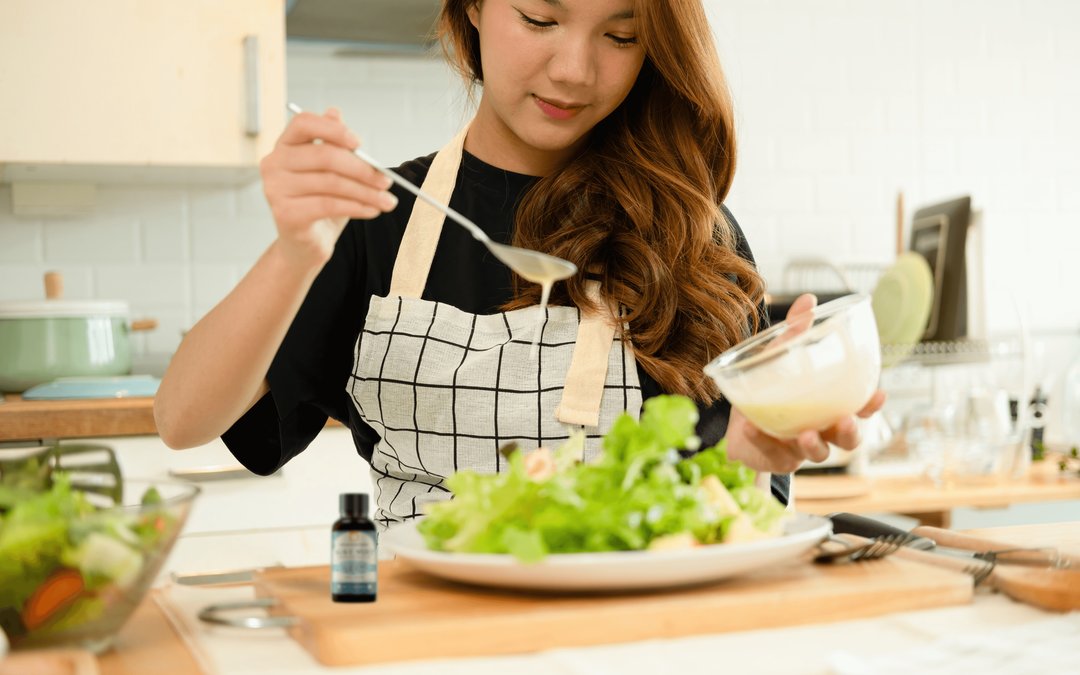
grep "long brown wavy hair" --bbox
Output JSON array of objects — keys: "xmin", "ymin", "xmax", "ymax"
[{"xmin": 438, "ymin": 0, "xmax": 765, "ymax": 403}]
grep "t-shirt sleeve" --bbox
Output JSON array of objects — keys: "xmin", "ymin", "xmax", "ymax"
[{"xmin": 221, "ymin": 223, "xmax": 367, "ymax": 476}]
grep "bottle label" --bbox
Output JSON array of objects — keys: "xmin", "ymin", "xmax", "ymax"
[{"xmin": 331, "ymin": 530, "xmax": 377, "ymax": 596}]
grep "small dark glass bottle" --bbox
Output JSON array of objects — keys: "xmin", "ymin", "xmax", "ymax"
[{"xmin": 331, "ymin": 493, "xmax": 377, "ymax": 602}]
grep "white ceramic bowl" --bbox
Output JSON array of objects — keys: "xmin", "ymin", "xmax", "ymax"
[{"xmin": 704, "ymin": 294, "xmax": 881, "ymax": 439}]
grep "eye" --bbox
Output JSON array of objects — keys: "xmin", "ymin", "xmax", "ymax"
[
  {"xmin": 607, "ymin": 34, "xmax": 638, "ymax": 48},
  {"xmin": 517, "ymin": 11, "xmax": 556, "ymax": 29}
]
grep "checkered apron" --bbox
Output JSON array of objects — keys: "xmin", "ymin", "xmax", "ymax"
[{"xmin": 347, "ymin": 126, "xmax": 643, "ymax": 528}]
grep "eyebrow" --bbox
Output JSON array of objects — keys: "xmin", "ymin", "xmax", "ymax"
[{"xmin": 540, "ymin": 0, "xmax": 635, "ymax": 21}]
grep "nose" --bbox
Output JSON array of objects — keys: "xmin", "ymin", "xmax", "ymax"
[{"xmin": 547, "ymin": 32, "xmax": 596, "ymax": 89}]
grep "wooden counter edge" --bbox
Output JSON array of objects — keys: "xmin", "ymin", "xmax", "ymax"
[
  {"xmin": 0, "ymin": 394, "xmax": 157, "ymax": 441},
  {"xmin": 796, "ymin": 468, "xmax": 1080, "ymax": 515},
  {"xmin": 0, "ymin": 394, "xmax": 341, "ymax": 443}
]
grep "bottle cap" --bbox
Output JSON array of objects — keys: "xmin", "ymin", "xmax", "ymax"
[{"xmin": 340, "ymin": 493, "xmax": 369, "ymax": 518}]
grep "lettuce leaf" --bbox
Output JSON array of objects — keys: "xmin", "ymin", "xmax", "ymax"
[{"xmin": 418, "ymin": 395, "xmax": 787, "ymax": 561}]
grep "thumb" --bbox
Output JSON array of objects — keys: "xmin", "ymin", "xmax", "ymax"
[
  {"xmin": 781, "ymin": 293, "xmax": 817, "ymax": 340},
  {"xmin": 787, "ymin": 293, "xmax": 817, "ymax": 319}
]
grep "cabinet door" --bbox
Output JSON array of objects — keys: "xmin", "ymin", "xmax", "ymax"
[{"xmin": 0, "ymin": 0, "xmax": 285, "ymax": 180}]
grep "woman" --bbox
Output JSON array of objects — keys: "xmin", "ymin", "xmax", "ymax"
[{"xmin": 155, "ymin": 0, "xmax": 883, "ymax": 527}]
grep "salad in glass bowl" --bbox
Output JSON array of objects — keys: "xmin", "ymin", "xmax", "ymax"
[
  {"xmin": 417, "ymin": 395, "xmax": 788, "ymax": 563},
  {"xmin": 0, "ymin": 449, "xmax": 198, "ymax": 653}
]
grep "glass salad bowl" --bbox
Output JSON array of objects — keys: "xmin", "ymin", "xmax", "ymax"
[
  {"xmin": 704, "ymin": 293, "xmax": 881, "ymax": 439},
  {"xmin": 0, "ymin": 474, "xmax": 199, "ymax": 653}
]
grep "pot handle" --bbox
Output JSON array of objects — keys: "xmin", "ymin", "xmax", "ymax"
[
  {"xmin": 45, "ymin": 271, "xmax": 64, "ymax": 299},
  {"xmin": 130, "ymin": 319, "xmax": 159, "ymax": 332}
]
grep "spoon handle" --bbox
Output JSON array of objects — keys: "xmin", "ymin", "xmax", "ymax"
[
  {"xmin": 286, "ymin": 102, "xmax": 490, "ymax": 244},
  {"xmin": 352, "ymin": 146, "xmax": 490, "ymax": 244}
]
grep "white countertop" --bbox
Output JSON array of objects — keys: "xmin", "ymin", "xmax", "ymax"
[{"xmin": 98, "ymin": 427, "xmax": 373, "ymax": 539}]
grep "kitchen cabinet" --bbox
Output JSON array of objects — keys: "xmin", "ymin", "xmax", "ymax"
[{"xmin": 0, "ymin": 0, "xmax": 286, "ymax": 185}]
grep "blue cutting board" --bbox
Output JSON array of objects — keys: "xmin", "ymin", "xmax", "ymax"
[{"xmin": 22, "ymin": 376, "xmax": 160, "ymax": 400}]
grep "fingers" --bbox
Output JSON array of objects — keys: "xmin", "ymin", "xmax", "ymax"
[
  {"xmin": 285, "ymin": 143, "xmax": 391, "ymax": 189},
  {"xmin": 279, "ymin": 171, "xmax": 398, "ymax": 211},
  {"xmin": 273, "ymin": 195, "xmax": 383, "ymax": 224},
  {"xmin": 262, "ymin": 107, "xmax": 398, "ymax": 234},
  {"xmin": 278, "ymin": 109, "xmax": 359, "ymax": 150},
  {"xmin": 796, "ymin": 429, "xmax": 833, "ymax": 462},
  {"xmin": 816, "ymin": 391, "xmax": 885, "ymax": 452},
  {"xmin": 743, "ymin": 424, "xmax": 814, "ymax": 473},
  {"xmin": 775, "ymin": 293, "xmax": 817, "ymax": 348},
  {"xmin": 786, "ymin": 293, "xmax": 817, "ymax": 320},
  {"xmin": 819, "ymin": 416, "xmax": 860, "ymax": 451},
  {"xmin": 857, "ymin": 390, "xmax": 887, "ymax": 418}
]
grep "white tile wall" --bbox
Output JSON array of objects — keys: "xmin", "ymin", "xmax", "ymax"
[{"xmin": 1, "ymin": 0, "xmax": 1078, "ymax": 419}]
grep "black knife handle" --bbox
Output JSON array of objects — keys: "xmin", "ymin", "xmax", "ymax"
[{"xmin": 827, "ymin": 512, "xmax": 936, "ymax": 550}]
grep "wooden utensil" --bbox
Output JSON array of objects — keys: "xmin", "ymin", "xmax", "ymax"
[
  {"xmin": 989, "ymin": 565, "xmax": 1080, "ymax": 612},
  {"xmin": 892, "ymin": 545, "xmax": 1080, "ymax": 613},
  {"xmin": 913, "ymin": 525, "xmax": 1079, "ymax": 569},
  {"xmin": 234, "ymin": 558, "xmax": 972, "ymax": 667}
]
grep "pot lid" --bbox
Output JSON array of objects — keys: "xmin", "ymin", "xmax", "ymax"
[{"xmin": 0, "ymin": 299, "xmax": 130, "ymax": 319}]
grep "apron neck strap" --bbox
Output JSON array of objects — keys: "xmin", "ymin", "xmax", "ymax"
[
  {"xmin": 386, "ymin": 125, "xmax": 629, "ymax": 428},
  {"xmin": 389, "ymin": 123, "xmax": 470, "ymax": 298}
]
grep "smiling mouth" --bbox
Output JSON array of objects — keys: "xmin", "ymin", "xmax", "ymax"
[
  {"xmin": 535, "ymin": 96, "xmax": 584, "ymax": 110},
  {"xmin": 533, "ymin": 95, "xmax": 585, "ymax": 120}
]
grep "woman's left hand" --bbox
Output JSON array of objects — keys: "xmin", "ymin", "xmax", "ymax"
[
  {"xmin": 722, "ymin": 292, "xmax": 887, "ymax": 474},
  {"xmin": 724, "ymin": 391, "xmax": 887, "ymax": 474}
]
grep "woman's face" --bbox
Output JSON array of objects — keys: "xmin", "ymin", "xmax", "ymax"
[{"xmin": 466, "ymin": 0, "xmax": 645, "ymax": 175}]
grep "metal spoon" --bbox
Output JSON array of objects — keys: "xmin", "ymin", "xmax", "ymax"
[{"xmin": 286, "ymin": 103, "xmax": 577, "ymax": 285}]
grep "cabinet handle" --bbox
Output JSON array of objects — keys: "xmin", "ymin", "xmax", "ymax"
[{"xmin": 244, "ymin": 34, "xmax": 261, "ymax": 136}]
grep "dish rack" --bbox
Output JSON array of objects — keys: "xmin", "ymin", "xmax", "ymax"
[
  {"xmin": 883, "ymin": 338, "xmax": 1024, "ymax": 367},
  {"xmin": 778, "ymin": 258, "xmax": 888, "ymax": 295}
]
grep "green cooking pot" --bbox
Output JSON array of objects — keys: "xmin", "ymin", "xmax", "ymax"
[{"xmin": 0, "ymin": 300, "xmax": 154, "ymax": 393}]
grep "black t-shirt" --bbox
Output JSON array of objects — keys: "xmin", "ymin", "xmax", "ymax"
[{"xmin": 222, "ymin": 150, "xmax": 790, "ymax": 503}]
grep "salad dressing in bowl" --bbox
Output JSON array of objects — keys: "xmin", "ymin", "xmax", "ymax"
[{"xmin": 705, "ymin": 294, "xmax": 881, "ymax": 439}]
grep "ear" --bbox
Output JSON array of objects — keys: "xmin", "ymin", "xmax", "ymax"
[{"xmin": 466, "ymin": 1, "xmax": 481, "ymax": 30}]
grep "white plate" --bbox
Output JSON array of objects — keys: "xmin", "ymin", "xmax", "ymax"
[{"xmin": 381, "ymin": 513, "xmax": 831, "ymax": 592}]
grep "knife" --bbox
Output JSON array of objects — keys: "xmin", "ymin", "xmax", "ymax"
[
  {"xmin": 827, "ymin": 513, "xmax": 1067, "ymax": 568},
  {"xmin": 827, "ymin": 512, "xmax": 936, "ymax": 550},
  {"xmin": 912, "ymin": 525, "xmax": 1075, "ymax": 569}
]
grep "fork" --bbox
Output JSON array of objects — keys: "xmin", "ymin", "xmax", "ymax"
[
  {"xmin": 814, "ymin": 533, "xmax": 917, "ymax": 564},
  {"xmin": 892, "ymin": 545, "xmax": 997, "ymax": 586},
  {"xmin": 961, "ymin": 557, "xmax": 996, "ymax": 586}
]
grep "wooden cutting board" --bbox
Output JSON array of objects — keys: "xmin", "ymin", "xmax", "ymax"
[{"xmin": 253, "ymin": 557, "xmax": 973, "ymax": 667}]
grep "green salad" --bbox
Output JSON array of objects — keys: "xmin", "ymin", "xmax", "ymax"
[
  {"xmin": 0, "ymin": 467, "xmax": 171, "ymax": 639},
  {"xmin": 418, "ymin": 395, "xmax": 787, "ymax": 562}
]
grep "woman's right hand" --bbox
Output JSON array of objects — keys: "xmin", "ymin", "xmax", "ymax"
[{"xmin": 260, "ymin": 107, "xmax": 399, "ymax": 268}]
